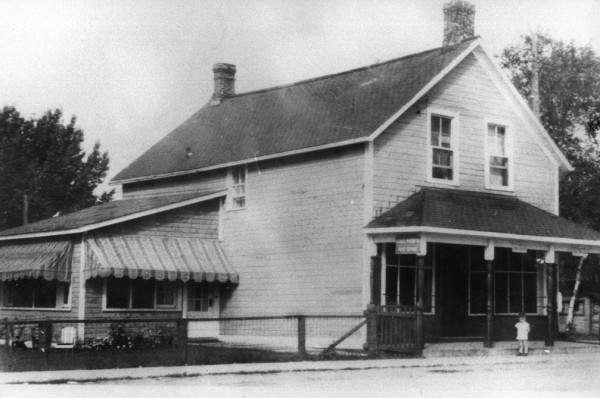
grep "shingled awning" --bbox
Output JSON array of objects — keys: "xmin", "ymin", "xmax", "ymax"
[
  {"xmin": 366, "ymin": 188, "xmax": 600, "ymax": 252},
  {"xmin": 85, "ymin": 236, "xmax": 238, "ymax": 283},
  {"xmin": 0, "ymin": 239, "xmax": 73, "ymax": 282}
]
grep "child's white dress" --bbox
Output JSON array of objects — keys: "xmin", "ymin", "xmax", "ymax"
[{"xmin": 515, "ymin": 321, "xmax": 530, "ymax": 340}]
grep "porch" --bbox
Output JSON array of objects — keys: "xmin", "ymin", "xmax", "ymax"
[{"xmin": 365, "ymin": 188, "xmax": 600, "ymax": 349}]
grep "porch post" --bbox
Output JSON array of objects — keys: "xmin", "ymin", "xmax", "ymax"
[
  {"xmin": 484, "ymin": 242, "xmax": 495, "ymax": 348},
  {"xmin": 545, "ymin": 248, "xmax": 556, "ymax": 347},
  {"xmin": 370, "ymin": 250, "xmax": 382, "ymax": 305},
  {"xmin": 416, "ymin": 255, "xmax": 426, "ymax": 351}
]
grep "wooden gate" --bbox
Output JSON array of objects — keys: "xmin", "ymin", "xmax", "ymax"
[{"xmin": 369, "ymin": 305, "xmax": 421, "ymax": 356}]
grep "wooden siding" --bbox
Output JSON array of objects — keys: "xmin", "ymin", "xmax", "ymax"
[
  {"xmin": 373, "ymin": 53, "xmax": 557, "ymax": 217},
  {"xmin": 122, "ymin": 169, "xmax": 227, "ymax": 199},
  {"xmin": 220, "ymin": 146, "xmax": 366, "ymax": 317},
  {"xmin": 94, "ymin": 200, "xmax": 220, "ymax": 240}
]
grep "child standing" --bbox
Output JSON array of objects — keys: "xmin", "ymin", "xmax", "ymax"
[{"xmin": 515, "ymin": 312, "xmax": 531, "ymax": 356}]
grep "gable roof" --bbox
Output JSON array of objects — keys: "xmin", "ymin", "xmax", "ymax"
[
  {"xmin": 113, "ymin": 39, "xmax": 483, "ymax": 184},
  {"xmin": 0, "ymin": 190, "xmax": 225, "ymax": 241},
  {"xmin": 366, "ymin": 188, "xmax": 600, "ymax": 246},
  {"xmin": 113, "ymin": 37, "xmax": 571, "ymax": 185}
]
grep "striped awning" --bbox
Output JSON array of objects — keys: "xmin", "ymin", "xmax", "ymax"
[
  {"xmin": 0, "ymin": 239, "xmax": 73, "ymax": 282},
  {"xmin": 85, "ymin": 236, "xmax": 238, "ymax": 283}
]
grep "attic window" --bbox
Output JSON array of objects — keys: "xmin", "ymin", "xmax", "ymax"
[{"xmin": 230, "ymin": 165, "xmax": 247, "ymax": 210}]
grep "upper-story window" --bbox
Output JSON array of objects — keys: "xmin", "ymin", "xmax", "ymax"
[
  {"xmin": 486, "ymin": 123, "xmax": 512, "ymax": 190},
  {"xmin": 429, "ymin": 112, "xmax": 458, "ymax": 184},
  {"xmin": 230, "ymin": 165, "xmax": 246, "ymax": 210}
]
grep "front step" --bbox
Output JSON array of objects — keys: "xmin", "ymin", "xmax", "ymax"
[{"xmin": 423, "ymin": 341, "xmax": 600, "ymax": 358}]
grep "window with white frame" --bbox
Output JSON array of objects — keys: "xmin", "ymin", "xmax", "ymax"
[
  {"xmin": 430, "ymin": 114, "xmax": 455, "ymax": 181},
  {"xmin": 187, "ymin": 282, "xmax": 210, "ymax": 312},
  {"xmin": 105, "ymin": 277, "xmax": 177, "ymax": 310},
  {"xmin": 384, "ymin": 244, "xmax": 434, "ymax": 313},
  {"xmin": 1, "ymin": 278, "xmax": 70, "ymax": 309},
  {"xmin": 230, "ymin": 166, "xmax": 246, "ymax": 209},
  {"xmin": 487, "ymin": 124, "xmax": 510, "ymax": 187}
]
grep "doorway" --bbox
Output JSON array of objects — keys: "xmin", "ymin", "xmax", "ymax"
[
  {"xmin": 185, "ymin": 282, "xmax": 220, "ymax": 339},
  {"xmin": 437, "ymin": 244, "xmax": 485, "ymax": 338}
]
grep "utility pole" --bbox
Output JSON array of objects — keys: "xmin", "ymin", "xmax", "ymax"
[
  {"xmin": 23, "ymin": 194, "xmax": 29, "ymax": 225},
  {"xmin": 531, "ymin": 33, "xmax": 541, "ymax": 118}
]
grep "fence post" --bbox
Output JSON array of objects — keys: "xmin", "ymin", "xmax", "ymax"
[
  {"xmin": 42, "ymin": 322, "xmax": 52, "ymax": 370},
  {"xmin": 364, "ymin": 304, "xmax": 377, "ymax": 356},
  {"xmin": 297, "ymin": 316, "xmax": 307, "ymax": 359},
  {"xmin": 3, "ymin": 320, "xmax": 10, "ymax": 353},
  {"xmin": 177, "ymin": 319, "xmax": 188, "ymax": 365}
]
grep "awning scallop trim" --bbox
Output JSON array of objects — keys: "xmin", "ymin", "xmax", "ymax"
[{"xmin": 85, "ymin": 235, "xmax": 238, "ymax": 283}]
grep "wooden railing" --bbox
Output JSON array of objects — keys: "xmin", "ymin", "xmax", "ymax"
[{"xmin": 365, "ymin": 304, "xmax": 421, "ymax": 357}]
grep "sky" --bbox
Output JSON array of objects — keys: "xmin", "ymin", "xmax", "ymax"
[{"xmin": 0, "ymin": 0, "xmax": 599, "ymax": 198}]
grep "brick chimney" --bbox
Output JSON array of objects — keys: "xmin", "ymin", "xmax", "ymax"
[
  {"xmin": 442, "ymin": 1, "xmax": 475, "ymax": 48},
  {"xmin": 210, "ymin": 63, "xmax": 236, "ymax": 106}
]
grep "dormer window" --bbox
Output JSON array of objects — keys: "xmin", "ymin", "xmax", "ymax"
[
  {"xmin": 428, "ymin": 111, "xmax": 459, "ymax": 185},
  {"xmin": 486, "ymin": 122, "xmax": 513, "ymax": 190},
  {"xmin": 230, "ymin": 165, "xmax": 247, "ymax": 210}
]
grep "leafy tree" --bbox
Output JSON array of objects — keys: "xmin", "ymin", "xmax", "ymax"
[
  {"xmin": 500, "ymin": 33, "xmax": 600, "ymax": 229},
  {"xmin": 502, "ymin": 34, "xmax": 600, "ymax": 334},
  {"xmin": 0, "ymin": 106, "xmax": 114, "ymax": 230}
]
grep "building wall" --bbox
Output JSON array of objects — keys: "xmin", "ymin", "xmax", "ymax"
[
  {"xmin": 122, "ymin": 169, "xmax": 227, "ymax": 199},
  {"xmin": 558, "ymin": 297, "xmax": 600, "ymax": 335},
  {"xmin": 83, "ymin": 200, "xmax": 220, "ymax": 321},
  {"xmin": 220, "ymin": 146, "xmax": 366, "ymax": 317},
  {"xmin": 94, "ymin": 200, "xmax": 220, "ymax": 239},
  {"xmin": 373, "ymin": 53, "xmax": 557, "ymax": 217}
]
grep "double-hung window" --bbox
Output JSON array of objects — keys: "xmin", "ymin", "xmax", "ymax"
[
  {"xmin": 429, "ymin": 113, "xmax": 457, "ymax": 183},
  {"xmin": 487, "ymin": 123, "xmax": 511, "ymax": 188},
  {"xmin": 230, "ymin": 166, "xmax": 246, "ymax": 210}
]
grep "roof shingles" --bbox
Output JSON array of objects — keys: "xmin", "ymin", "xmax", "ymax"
[
  {"xmin": 367, "ymin": 188, "xmax": 600, "ymax": 241},
  {"xmin": 113, "ymin": 39, "xmax": 479, "ymax": 182},
  {"xmin": 0, "ymin": 190, "xmax": 224, "ymax": 238}
]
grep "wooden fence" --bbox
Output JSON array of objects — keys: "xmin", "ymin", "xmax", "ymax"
[{"xmin": 365, "ymin": 305, "xmax": 421, "ymax": 357}]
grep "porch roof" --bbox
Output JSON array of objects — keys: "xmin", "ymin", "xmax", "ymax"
[
  {"xmin": 365, "ymin": 188, "xmax": 600, "ymax": 246},
  {"xmin": 85, "ymin": 235, "xmax": 238, "ymax": 283},
  {"xmin": 0, "ymin": 239, "xmax": 72, "ymax": 282}
]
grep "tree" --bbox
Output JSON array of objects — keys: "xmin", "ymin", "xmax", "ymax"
[
  {"xmin": 501, "ymin": 33, "xmax": 600, "ymax": 229},
  {"xmin": 0, "ymin": 106, "xmax": 114, "ymax": 230},
  {"xmin": 501, "ymin": 34, "xmax": 600, "ymax": 334}
]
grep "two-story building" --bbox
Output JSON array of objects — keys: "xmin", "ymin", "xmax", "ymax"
[{"xmin": 2, "ymin": 1, "xmax": 600, "ymax": 348}]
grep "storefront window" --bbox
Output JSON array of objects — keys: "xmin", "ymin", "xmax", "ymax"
[
  {"xmin": 384, "ymin": 245, "xmax": 434, "ymax": 313},
  {"xmin": 494, "ymin": 248, "xmax": 539, "ymax": 314}
]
